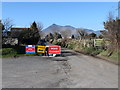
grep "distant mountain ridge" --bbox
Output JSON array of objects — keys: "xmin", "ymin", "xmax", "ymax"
[{"xmin": 42, "ymin": 24, "xmax": 101, "ymax": 36}]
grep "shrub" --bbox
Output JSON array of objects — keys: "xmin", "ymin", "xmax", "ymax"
[
  {"xmin": 82, "ymin": 47, "xmax": 103, "ymax": 55},
  {"xmin": 92, "ymin": 49, "xmax": 103, "ymax": 55},
  {"xmin": 53, "ymin": 41, "xmax": 61, "ymax": 46},
  {"xmin": 67, "ymin": 43, "xmax": 75, "ymax": 49},
  {"xmin": 2, "ymin": 48, "xmax": 17, "ymax": 57},
  {"xmin": 83, "ymin": 47, "xmax": 95, "ymax": 53}
]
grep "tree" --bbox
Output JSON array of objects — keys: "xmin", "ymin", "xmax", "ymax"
[
  {"xmin": 53, "ymin": 32, "xmax": 62, "ymax": 40},
  {"xmin": 19, "ymin": 21, "xmax": 40, "ymax": 45},
  {"xmin": 30, "ymin": 21, "xmax": 40, "ymax": 43},
  {"xmin": 36, "ymin": 22, "xmax": 43, "ymax": 39},
  {"xmin": 103, "ymin": 13, "xmax": 120, "ymax": 52},
  {"xmin": 2, "ymin": 18, "xmax": 14, "ymax": 37},
  {"xmin": 0, "ymin": 20, "xmax": 4, "ymax": 37},
  {"xmin": 3, "ymin": 18, "xmax": 13, "ymax": 31},
  {"xmin": 0, "ymin": 20, "xmax": 4, "ymax": 31},
  {"xmin": 71, "ymin": 35, "xmax": 75, "ymax": 39},
  {"xmin": 39, "ymin": 32, "xmax": 45, "ymax": 39},
  {"xmin": 89, "ymin": 33, "xmax": 96, "ymax": 39},
  {"xmin": 98, "ymin": 34, "xmax": 103, "ymax": 39},
  {"xmin": 45, "ymin": 33, "xmax": 54, "ymax": 42},
  {"xmin": 76, "ymin": 28, "xmax": 88, "ymax": 40}
]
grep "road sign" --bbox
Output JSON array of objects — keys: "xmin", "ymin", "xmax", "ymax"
[
  {"xmin": 48, "ymin": 46, "xmax": 61, "ymax": 54},
  {"xmin": 37, "ymin": 45, "xmax": 45, "ymax": 53},
  {"xmin": 26, "ymin": 45, "xmax": 35, "ymax": 54}
]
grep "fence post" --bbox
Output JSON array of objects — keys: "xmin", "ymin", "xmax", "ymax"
[{"xmin": 93, "ymin": 39, "xmax": 95, "ymax": 47}]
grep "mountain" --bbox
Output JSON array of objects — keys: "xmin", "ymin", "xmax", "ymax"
[
  {"xmin": 42, "ymin": 24, "xmax": 101, "ymax": 36},
  {"xmin": 42, "ymin": 24, "xmax": 76, "ymax": 35},
  {"xmin": 84, "ymin": 29, "xmax": 101, "ymax": 36}
]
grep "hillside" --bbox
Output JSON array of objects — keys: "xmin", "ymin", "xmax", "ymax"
[{"xmin": 42, "ymin": 24, "xmax": 101, "ymax": 36}]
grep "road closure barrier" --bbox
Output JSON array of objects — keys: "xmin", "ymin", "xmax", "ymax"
[
  {"xmin": 48, "ymin": 46, "xmax": 61, "ymax": 54},
  {"xmin": 37, "ymin": 45, "xmax": 45, "ymax": 53},
  {"xmin": 26, "ymin": 45, "xmax": 35, "ymax": 54},
  {"xmin": 25, "ymin": 45, "xmax": 61, "ymax": 57}
]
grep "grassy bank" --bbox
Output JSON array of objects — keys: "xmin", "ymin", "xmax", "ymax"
[
  {"xmin": 1, "ymin": 48, "xmax": 37, "ymax": 58},
  {"xmin": 2, "ymin": 48, "xmax": 17, "ymax": 58},
  {"xmin": 99, "ymin": 50, "xmax": 120, "ymax": 62},
  {"xmin": 53, "ymin": 40, "xmax": 103, "ymax": 55},
  {"xmin": 53, "ymin": 39, "xmax": 119, "ymax": 62}
]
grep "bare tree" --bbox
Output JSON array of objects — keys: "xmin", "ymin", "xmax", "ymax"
[
  {"xmin": 37, "ymin": 22, "xmax": 43, "ymax": 32},
  {"xmin": 40, "ymin": 32, "xmax": 45, "ymax": 39},
  {"xmin": 76, "ymin": 28, "xmax": 88, "ymax": 40},
  {"xmin": 45, "ymin": 33, "xmax": 54, "ymax": 42},
  {"xmin": 103, "ymin": 12, "xmax": 120, "ymax": 52},
  {"xmin": 108, "ymin": 12, "xmax": 114, "ymax": 21},
  {"xmin": 2, "ymin": 18, "xmax": 14, "ymax": 37},
  {"xmin": 3, "ymin": 18, "xmax": 14, "ymax": 31},
  {"xmin": 53, "ymin": 32, "xmax": 62, "ymax": 40},
  {"xmin": 36, "ymin": 22, "xmax": 43, "ymax": 39}
]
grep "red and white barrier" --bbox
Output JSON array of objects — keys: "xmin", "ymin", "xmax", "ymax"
[{"xmin": 48, "ymin": 46, "xmax": 61, "ymax": 54}]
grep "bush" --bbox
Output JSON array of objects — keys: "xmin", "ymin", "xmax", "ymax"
[
  {"xmin": 2, "ymin": 48, "xmax": 17, "ymax": 57},
  {"xmin": 52, "ymin": 40, "xmax": 103, "ymax": 56},
  {"xmin": 52, "ymin": 41, "xmax": 61, "ymax": 46},
  {"xmin": 99, "ymin": 50, "xmax": 108, "ymax": 56},
  {"xmin": 92, "ymin": 49, "xmax": 103, "ymax": 55},
  {"xmin": 19, "ymin": 28, "xmax": 40, "ymax": 45},
  {"xmin": 67, "ymin": 43, "xmax": 75, "ymax": 49},
  {"xmin": 82, "ymin": 47, "xmax": 103, "ymax": 55},
  {"xmin": 83, "ymin": 47, "xmax": 95, "ymax": 53}
]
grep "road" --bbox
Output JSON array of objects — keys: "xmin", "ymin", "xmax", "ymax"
[{"xmin": 2, "ymin": 48, "xmax": 118, "ymax": 88}]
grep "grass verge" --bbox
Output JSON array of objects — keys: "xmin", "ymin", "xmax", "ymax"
[
  {"xmin": 2, "ymin": 48, "xmax": 17, "ymax": 58},
  {"xmin": 1, "ymin": 48, "xmax": 37, "ymax": 58},
  {"xmin": 99, "ymin": 50, "xmax": 120, "ymax": 62}
]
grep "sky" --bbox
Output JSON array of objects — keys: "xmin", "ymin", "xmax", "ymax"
[{"xmin": 2, "ymin": 2, "xmax": 118, "ymax": 31}]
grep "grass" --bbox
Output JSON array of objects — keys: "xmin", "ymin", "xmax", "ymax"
[
  {"xmin": 67, "ymin": 43, "xmax": 75, "ymax": 49},
  {"xmin": 25, "ymin": 53, "xmax": 37, "ymax": 56},
  {"xmin": 109, "ymin": 52, "xmax": 120, "ymax": 61},
  {"xmin": 99, "ymin": 50, "xmax": 120, "ymax": 61},
  {"xmin": 53, "ymin": 40, "xmax": 119, "ymax": 64},
  {"xmin": 2, "ymin": 48, "xmax": 17, "ymax": 58},
  {"xmin": 99, "ymin": 50, "xmax": 108, "ymax": 56},
  {"xmin": 53, "ymin": 40, "xmax": 103, "ymax": 56},
  {"xmin": 82, "ymin": 47, "xmax": 103, "ymax": 55},
  {"xmin": 1, "ymin": 48, "xmax": 37, "ymax": 58}
]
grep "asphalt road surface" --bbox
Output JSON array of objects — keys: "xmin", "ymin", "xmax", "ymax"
[{"xmin": 2, "ymin": 48, "xmax": 118, "ymax": 88}]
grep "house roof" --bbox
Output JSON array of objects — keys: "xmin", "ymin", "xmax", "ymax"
[{"xmin": 11, "ymin": 28, "xmax": 29, "ymax": 30}]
